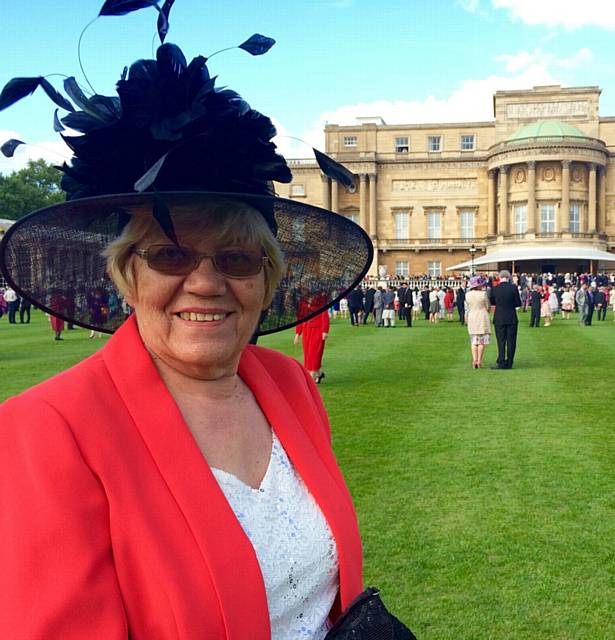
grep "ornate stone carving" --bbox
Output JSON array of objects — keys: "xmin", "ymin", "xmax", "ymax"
[
  {"xmin": 506, "ymin": 100, "xmax": 588, "ymax": 119},
  {"xmin": 514, "ymin": 168, "xmax": 526, "ymax": 184},
  {"xmin": 572, "ymin": 166, "xmax": 584, "ymax": 183},
  {"xmin": 542, "ymin": 166, "xmax": 556, "ymax": 182},
  {"xmin": 392, "ymin": 178, "xmax": 477, "ymax": 193}
]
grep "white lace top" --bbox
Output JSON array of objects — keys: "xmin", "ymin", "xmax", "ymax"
[{"xmin": 211, "ymin": 431, "xmax": 339, "ymax": 640}]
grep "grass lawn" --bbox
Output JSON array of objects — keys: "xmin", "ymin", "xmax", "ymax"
[{"xmin": 2, "ymin": 309, "xmax": 615, "ymax": 639}]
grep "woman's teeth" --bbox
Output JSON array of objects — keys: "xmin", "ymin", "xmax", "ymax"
[{"xmin": 178, "ymin": 312, "xmax": 227, "ymax": 322}]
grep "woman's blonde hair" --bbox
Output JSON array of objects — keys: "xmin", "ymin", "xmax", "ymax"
[{"xmin": 104, "ymin": 198, "xmax": 284, "ymax": 307}]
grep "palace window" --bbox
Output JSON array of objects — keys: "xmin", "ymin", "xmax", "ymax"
[
  {"xmin": 396, "ymin": 261, "xmax": 409, "ymax": 277},
  {"xmin": 459, "ymin": 210, "xmax": 475, "ymax": 239},
  {"xmin": 427, "ymin": 211, "xmax": 441, "ymax": 239},
  {"xmin": 428, "ymin": 135, "xmax": 442, "ymax": 152},
  {"xmin": 290, "ymin": 183, "xmax": 305, "ymax": 197},
  {"xmin": 460, "ymin": 134, "xmax": 475, "ymax": 151},
  {"xmin": 394, "ymin": 211, "xmax": 409, "ymax": 239},
  {"xmin": 514, "ymin": 204, "xmax": 527, "ymax": 234},
  {"xmin": 569, "ymin": 202, "xmax": 581, "ymax": 232},
  {"xmin": 395, "ymin": 137, "xmax": 409, "ymax": 153},
  {"xmin": 343, "ymin": 136, "xmax": 357, "ymax": 148},
  {"xmin": 540, "ymin": 204, "xmax": 556, "ymax": 233},
  {"xmin": 427, "ymin": 260, "xmax": 441, "ymax": 277},
  {"xmin": 346, "ymin": 211, "xmax": 359, "ymax": 225}
]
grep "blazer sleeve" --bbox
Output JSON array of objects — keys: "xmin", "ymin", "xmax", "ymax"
[
  {"xmin": 0, "ymin": 396, "xmax": 128, "ymax": 640},
  {"xmin": 321, "ymin": 310, "xmax": 330, "ymax": 333}
]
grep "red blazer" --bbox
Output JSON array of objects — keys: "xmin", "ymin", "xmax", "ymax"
[{"xmin": 0, "ymin": 316, "xmax": 362, "ymax": 639}]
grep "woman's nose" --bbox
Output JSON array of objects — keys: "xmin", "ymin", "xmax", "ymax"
[{"xmin": 182, "ymin": 255, "xmax": 227, "ymax": 294}]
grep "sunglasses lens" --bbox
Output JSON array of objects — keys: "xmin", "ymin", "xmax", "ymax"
[
  {"xmin": 215, "ymin": 251, "xmax": 263, "ymax": 277},
  {"xmin": 148, "ymin": 245, "xmax": 194, "ymax": 274}
]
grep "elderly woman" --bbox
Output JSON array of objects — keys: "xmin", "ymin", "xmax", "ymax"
[
  {"xmin": 465, "ymin": 275, "xmax": 491, "ymax": 369},
  {"xmin": 0, "ymin": 8, "xmax": 378, "ymax": 639}
]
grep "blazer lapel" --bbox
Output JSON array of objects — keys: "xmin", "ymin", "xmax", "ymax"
[
  {"xmin": 102, "ymin": 317, "xmax": 270, "ymax": 640},
  {"xmin": 239, "ymin": 348, "xmax": 363, "ymax": 610}
]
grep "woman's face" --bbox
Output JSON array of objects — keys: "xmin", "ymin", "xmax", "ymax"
[{"xmin": 125, "ymin": 224, "xmax": 267, "ymax": 380}]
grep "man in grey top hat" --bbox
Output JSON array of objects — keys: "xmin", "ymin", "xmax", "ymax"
[{"xmin": 489, "ymin": 270, "xmax": 522, "ymax": 369}]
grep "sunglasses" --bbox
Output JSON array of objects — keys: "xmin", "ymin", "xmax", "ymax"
[{"xmin": 132, "ymin": 244, "xmax": 268, "ymax": 278}]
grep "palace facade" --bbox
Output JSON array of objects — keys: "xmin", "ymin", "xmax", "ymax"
[{"xmin": 275, "ymin": 85, "xmax": 615, "ymax": 277}]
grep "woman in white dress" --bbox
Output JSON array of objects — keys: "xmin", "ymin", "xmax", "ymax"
[
  {"xmin": 560, "ymin": 286, "xmax": 574, "ymax": 320},
  {"xmin": 465, "ymin": 276, "xmax": 491, "ymax": 369}
]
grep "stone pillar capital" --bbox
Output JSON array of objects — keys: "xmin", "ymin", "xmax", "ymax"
[
  {"xmin": 527, "ymin": 161, "xmax": 536, "ymax": 170},
  {"xmin": 561, "ymin": 159, "xmax": 571, "ymax": 169},
  {"xmin": 488, "ymin": 169, "xmax": 497, "ymax": 180},
  {"xmin": 359, "ymin": 173, "xmax": 367, "ymax": 183},
  {"xmin": 368, "ymin": 173, "xmax": 377, "ymax": 181},
  {"xmin": 500, "ymin": 165, "xmax": 509, "ymax": 174}
]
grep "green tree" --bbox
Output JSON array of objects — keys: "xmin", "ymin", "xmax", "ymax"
[{"xmin": 0, "ymin": 159, "xmax": 64, "ymax": 220}]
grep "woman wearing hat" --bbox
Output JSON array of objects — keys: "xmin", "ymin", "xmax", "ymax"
[
  {"xmin": 0, "ymin": 8, "xmax": 373, "ymax": 638},
  {"xmin": 465, "ymin": 275, "xmax": 491, "ymax": 368}
]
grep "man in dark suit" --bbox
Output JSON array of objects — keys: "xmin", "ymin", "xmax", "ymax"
[
  {"xmin": 490, "ymin": 270, "xmax": 522, "ymax": 369},
  {"xmin": 347, "ymin": 286, "xmax": 364, "ymax": 326},
  {"xmin": 362, "ymin": 285, "xmax": 375, "ymax": 324},
  {"xmin": 456, "ymin": 284, "xmax": 466, "ymax": 324},
  {"xmin": 529, "ymin": 285, "xmax": 541, "ymax": 327},
  {"xmin": 396, "ymin": 282, "xmax": 408, "ymax": 323}
]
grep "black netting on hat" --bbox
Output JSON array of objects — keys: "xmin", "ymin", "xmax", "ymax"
[{"xmin": 0, "ymin": 192, "xmax": 373, "ymax": 335}]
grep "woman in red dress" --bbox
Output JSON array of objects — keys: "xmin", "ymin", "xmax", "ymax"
[
  {"xmin": 48, "ymin": 289, "xmax": 66, "ymax": 341},
  {"xmin": 295, "ymin": 294, "xmax": 330, "ymax": 383}
]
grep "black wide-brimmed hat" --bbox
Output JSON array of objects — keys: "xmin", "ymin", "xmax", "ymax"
[{"xmin": 0, "ymin": 2, "xmax": 372, "ymax": 335}]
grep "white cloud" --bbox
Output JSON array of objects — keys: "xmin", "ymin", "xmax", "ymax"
[
  {"xmin": 457, "ymin": 0, "xmax": 481, "ymax": 13},
  {"xmin": 495, "ymin": 48, "xmax": 593, "ymax": 73},
  {"xmin": 492, "ymin": 0, "xmax": 615, "ymax": 30},
  {"xmin": 0, "ymin": 133, "xmax": 71, "ymax": 175}
]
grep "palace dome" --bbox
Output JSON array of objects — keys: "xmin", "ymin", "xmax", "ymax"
[{"xmin": 508, "ymin": 120, "xmax": 588, "ymax": 141}]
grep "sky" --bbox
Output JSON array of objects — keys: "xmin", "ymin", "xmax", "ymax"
[{"xmin": 3, "ymin": 0, "xmax": 615, "ymax": 174}]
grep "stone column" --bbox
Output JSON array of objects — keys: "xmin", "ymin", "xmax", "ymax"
[
  {"xmin": 321, "ymin": 176, "xmax": 331, "ymax": 210},
  {"xmin": 560, "ymin": 160, "xmax": 570, "ymax": 232},
  {"xmin": 598, "ymin": 165, "xmax": 607, "ymax": 233},
  {"xmin": 368, "ymin": 173, "xmax": 377, "ymax": 239},
  {"xmin": 487, "ymin": 170, "xmax": 496, "ymax": 236},
  {"xmin": 527, "ymin": 161, "xmax": 536, "ymax": 233},
  {"xmin": 498, "ymin": 166, "xmax": 509, "ymax": 235},
  {"xmin": 359, "ymin": 173, "xmax": 368, "ymax": 232},
  {"xmin": 331, "ymin": 179, "xmax": 339, "ymax": 213},
  {"xmin": 588, "ymin": 163, "xmax": 597, "ymax": 233}
]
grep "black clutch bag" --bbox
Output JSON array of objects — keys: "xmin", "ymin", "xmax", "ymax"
[{"xmin": 325, "ymin": 587, "xmax": 418, "ymax": 639}]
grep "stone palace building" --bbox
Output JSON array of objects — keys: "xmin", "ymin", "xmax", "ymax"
[{"xmin": 275, "ymin": 85, "xmax": 615, "ymax": 277}]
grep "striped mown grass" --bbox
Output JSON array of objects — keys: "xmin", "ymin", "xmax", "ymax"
[{"xmin": 1, "ymin": 309, "xmax": 614, "ymax": 638}]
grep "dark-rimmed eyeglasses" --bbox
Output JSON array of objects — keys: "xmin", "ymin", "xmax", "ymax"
[{"xmin": 132, "ymin": 244, "xmax": 268, "ymax": 278}]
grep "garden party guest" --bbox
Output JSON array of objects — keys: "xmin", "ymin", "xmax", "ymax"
[
  {"xmin": 576, "ymin": 283, "xmax": 589, "ymax": 325},
  {"xmin": 48, "ymin": 288, "xmax": 66, "ymax": 341},
  {"xmin": 382, "ymin": 284, "xmax": 396, "ymax": 327},
  {"xmin": 465, "ymin": 275, "xmax": 491, "ymax": 369},
  {"xmin": 295, "ymin": 295, "xmax": 330, "ymax": 384},
  {"xmin": 489, "ymin": 269, "xmax": 522, "ymax": 370},
  {"xmin": 456, "ymin": 282, "xmax": 466, "ymax": 324},
  {"xmin": 3, "ymin": 286, "xmax": 19, "ymax": 324},
  {"xmin": 540, "ymin": 285, "xmax": 553, "ymax": 327},
  {"xmin": 443, "ymin": 286, "xmax": 455, "ymax": 322},
  {"xmin": 0, "ymin": 6, "xmax": 374, "ymax": 638},
  {"xmin": 560, "ymin": 286, "xmax": 574, "ymax": 320},
  {"xmin": 19, "ymin": 297, "xmax": 31, "ymax": 323}
]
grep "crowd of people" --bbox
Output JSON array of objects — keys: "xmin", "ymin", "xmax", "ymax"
[
  {"xmin": 334, "ymin": 272, "xmax": 615, "ymax": 329},
  {"xmin": 1, "ymin": 284, "xmax": 126, "ymax": 340}
]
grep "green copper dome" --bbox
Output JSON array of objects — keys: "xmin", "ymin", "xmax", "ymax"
[{"xmin": 508, "ymin": 120, "xmax": 587, "ymax": 141}]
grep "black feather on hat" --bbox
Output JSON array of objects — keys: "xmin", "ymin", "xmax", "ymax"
[{"xmin": 0, "ymin": 1, "xmax": 372, "ymax": 335}]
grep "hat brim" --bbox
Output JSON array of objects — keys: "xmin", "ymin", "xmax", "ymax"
[{"xmin": 0, "ymin": 191, "xmax": 373, "ymax": 335}]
